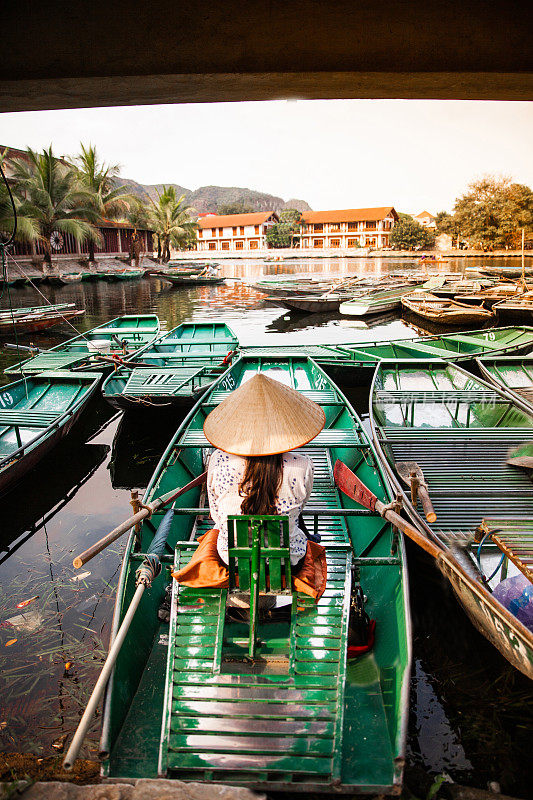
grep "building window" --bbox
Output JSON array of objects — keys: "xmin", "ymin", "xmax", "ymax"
[
  {"xmin": 210, "ymin": 229, "xmax": 215, "ymax": 237},
  {"xmin": 313, "ymin": 239, "xmax": 323, "ymax": 248},
  {"xmin": 330, "ymin": 238, "xmax": 340, "ymax": 248},
  {"xmin": 330, "ymin": 224, "xmax": 340, "ymax": 232},
  {"xmin": 366, "ymin": 221, "xmax": 376, "ymax": 230},
  {"xmin": 208, "ymin": 241, "xmax": 217, "ymax": 250},
  {"xmin": 250, "ymin": 240, "xmax": 259, "ymax": 249},
  {"xmin": 218, "ymin": 227, "xmax": 223, "ymax": 236},
  {"xmin": 235, "ymin": 240, "xmax": 244, "ymax": 250},
  {"xmin": 239, "ymin": 226, "xmax": 245, "ymax": 235},
  {"xmin": 254, "ymin": 225, "xmax": 259, "ymax": 234},
  {"xmin": 232, "ymin": 227, "xmax": 237, "ymax": 235},
  {"xmin": 347, "ymin": 238, "xmax": 357, "ymax": 248},
  {"xmin": 221, "ymin": 241, "xmax": 230, "ymax": 250},
  {"xmin": 347, "ymin": 222, "xmax": 357, "ymax": 231},
  {"xmin": 198, "ymin": 230, "xmax": 203, "ymax": 238},
  {"xmin": 383, "ymin": 219, "xmax": 392, "ymax": 230},
  {"xmin": 313, "ymin": 224, "xmax": 323, "ymax": 233}
]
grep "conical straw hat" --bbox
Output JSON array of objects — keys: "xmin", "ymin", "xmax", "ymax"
[{"xmin": 203, "ymin": 373, "xmax": 326, "ymax": 456}]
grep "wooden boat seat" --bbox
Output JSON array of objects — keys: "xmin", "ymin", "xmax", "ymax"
[
  {"xmin": 159, "ymin": 337, "xmax": 237, "ymax": 346},
  {"xmin": 123, "ymin": 366, "xmax": 208, "ymax": 396},
  {"xmin": 8, "ymin": 353, "xmax": 86, "ymax": 372},
  {"xmin": 209, "ymin": 388, "xmax": 339, "ymax": 404},
  {"xmin": 93, "ymin": 327, "xmax": 148, "ymax": 336},
  {"xmin": 0, "ymin": 409, "xmax": 58, "ymax": 428},
  {"xmin": 395, "ymin": 341, "xmax": 455, "ymax": 357},
  {"xmin": 447, "ymin": 334, "xmax": 500, "ymax": 349},
  {"xmin": 178, "ymin": 427, "xmax": 360, "ymax": 447},
  {"xmin": 375, "ymin": 389, "xmax": 502, "ymax": 404}
]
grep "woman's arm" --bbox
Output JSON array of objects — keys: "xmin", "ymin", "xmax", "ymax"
[{"xmin": 206, "ymin": 452, "xmax": 222, "ymax": 529}]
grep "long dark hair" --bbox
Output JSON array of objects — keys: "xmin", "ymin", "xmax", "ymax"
[{"xmin": 239, "ymin": 454, "xmax": 284, "ymax": 515}]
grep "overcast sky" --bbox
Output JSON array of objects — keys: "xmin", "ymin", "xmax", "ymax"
[{"xmin": 1, "ymin": 99, "xmax": 532, "ymax": 214}]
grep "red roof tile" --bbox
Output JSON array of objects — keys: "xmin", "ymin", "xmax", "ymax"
[
  {"xmin": 301, "ymin": 207, "xmax": 397, "ymax": 224},
  {"xmin": 198, "ymin": 211, "xmax": 278, "ymax": 229}
]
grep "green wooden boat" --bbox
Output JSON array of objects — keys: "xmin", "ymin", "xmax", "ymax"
[
  {"xmin": 339, "ymin": 284, "xmax": 420, "ymax": 317},
  {"xmin": 477, "ymin": 355, "xmax": 533, "ymax": 415},
  {"xmin": 101, "ymin": 322, "xmax": 239, "ymax": 411},
  {"xmin": 370, "ymin": 358, "xmax": 533, "ymax": 679},
  {"xmin": 100, "ymin": 354, "xmax": 411, "ymax": 792},
  {"xmin": 0, "ymin": 370, "xmax": 100, "ymax": 497},
  {"xmin": 163, "ymin": 274, "xmax": 226, "ymax": 287},
  {"xmin": 244, "ymin": 326, "xmax": 533, "ymax": 372},
  {"xmin": 5, "ymin": 315, "xmax": 160, "ymax": 375},
  {"xmin": 99, "ymin": 269, "xmax": 144, "ymax": 281}
]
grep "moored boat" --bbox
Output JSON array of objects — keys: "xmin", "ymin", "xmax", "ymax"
[
  {"xmin": 0, "ymin": 370, "xmax": 100, "ymax": 497},
  {"xmin": 98, "ymin": 269, "xmax": 144, "ymax": 281},
  {"xmin": 477, "ymin": 354, "xmax": 533, "ymax": 415},
  {"xmin": 370, "ymin": 358, "xmax": 533, "ymax": 678},
  {"xmin": 402, "ymin": 290, "xmax": 495, "ymax": 325},
  {"xmin": 100, "ymin": 353, "xmax": 411, "ymax": 791},
  {"xmin": 101, "ymin": 322, "xmax": 239, "ymax": 411},
  {"xmin": 162, "ymin": 274, "xmax": 226, "ymax": 287},
  {"xmin": 0, "ymin": 306, "xmax": 85, "ymax": 335},
  {"xmin": 339, "ymin": 284, "xmax": 418, "ymax": 317},
  {"xmin": 494, "ymin": 290, "xmax": 533, "ymax": 320},
  {"xmin": 244, "ymin": 326, "xmax": 533, "ymax": 369},
  {"xmin": 5, "ymin": 314, "xmax": 160, "ymax": 375}
]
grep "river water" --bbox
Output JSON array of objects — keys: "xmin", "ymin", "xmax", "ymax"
[{"xmin": 0, "ymin": 256, "xmax": 531, "ymax": 796}]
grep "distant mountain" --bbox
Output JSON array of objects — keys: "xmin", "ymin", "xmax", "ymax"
[{"xmin": 116, "ymin": 178, "xmax": 312, "ymax": 214}]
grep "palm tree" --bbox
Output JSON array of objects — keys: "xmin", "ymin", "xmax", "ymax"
[
  {"xmin": 10, "ymin": 147, "xmax": 100, "ymax": 272},
  {"xmin": 149, "ymin": 187, "xmax": 197, "ymax": 262},
  {"xmin": 0, "ymin": 149, "xmax": 39, "ymax": 246},
  {"xmin": 75, "ymin": 143, "xmax": 137, "ymax": 263}
]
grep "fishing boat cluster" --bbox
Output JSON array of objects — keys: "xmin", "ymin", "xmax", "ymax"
[
  {"xmin": 256, "ymin": 265, "xmax": 533, "ymax": 324},
  {"xmin": 1, "ymin": 268, "xmax": 533, "ymax": 793}
]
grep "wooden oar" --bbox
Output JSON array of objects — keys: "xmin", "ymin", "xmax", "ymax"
[
  {"xmin": 333, "ymin": 460, "xmax": 443, "ymax": 559},
  {"xmin": 395, "ymin": 461, "xmax": 437, "ymax": 523},
  {"xmin": 72, "ymin": 471, "xmax": 207, "ymax": 568},
  {"xmin": 63, "ymin": 507, "xmax": 175, "ymax": 770}
]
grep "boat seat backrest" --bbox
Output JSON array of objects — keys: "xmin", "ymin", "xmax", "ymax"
[{"xmin": 227, "ymin": 514, "xmax": 292, "ymax": 595}]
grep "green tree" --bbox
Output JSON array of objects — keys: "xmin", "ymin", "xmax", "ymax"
[
  {"xmin": 75, "ymin": 143, "xmax": 137, "ymax": 262},
  {"xmin": 0, "ymin": 150, "xmax": 39, "ymax": 245},
  {"xmin": 266, "ymin": 221, "xmax": 300, "ymax": 249},
  {"xmin": 10, "ymin": 146, "xmax": 100, "ymax": 271},
  {"xmin": 149, "ymin": 186, "xmax": 197, "ymax": 262},
  {"xmin": 279, "ymin": 209, "xmax": 302, "ymax": 223},
  {"xmin": 390, "ymin": 218, "xmax": 435, "ymax": 250},
  {"xmin": 452, "ymin": 176, "xmax": 533, "ymax": 250}
]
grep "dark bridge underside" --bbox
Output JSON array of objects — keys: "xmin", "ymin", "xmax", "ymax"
[{"xmin": 1, "ymin": 0, "xmax": 532, "ymax": 112}]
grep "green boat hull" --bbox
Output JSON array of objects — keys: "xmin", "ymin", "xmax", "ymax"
[
  {"xmin": 101, "ymin": 322, "xmax": 239, "ymax": 410},
  {"xmin": 0, "ymin": 370, "xmax": 100, "ymax": 497},
  {"xmin": 477, "ymin": 355, "xmax": 533, "ymax": 416},
  {"xmin": 370, "ymin": 358, "xmax": 533, "ymax": 679},
  {"xmin": 5, "ymin": 314, "xmax": 160, "ymax": 375},
  {"xmin": 101, "ymin": 354, "xmax": 411, "ymax": 792}
]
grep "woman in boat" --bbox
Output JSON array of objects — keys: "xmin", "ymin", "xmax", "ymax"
[{"xmin": 172, "ymin": 373, "xmax": 327, "ymax": 599}]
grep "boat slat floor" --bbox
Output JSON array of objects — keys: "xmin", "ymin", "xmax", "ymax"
[
  {"xmin": 0, "ymin": 409, "xmax": 59, "ymax": 427},
  {"xmin": 124, "ymin": 367, "xmax": 213, "ymax": 397},
  {"xmin": 384, "ymin": 426, "xmax": 533, "ymax": 533},
  {"xmin": 160, "ymin": 446, "xmax": 355, "ymax": 785},
  {"xmin": 10, "ymin": 353, "xmax": 87, "ymax": 372}
]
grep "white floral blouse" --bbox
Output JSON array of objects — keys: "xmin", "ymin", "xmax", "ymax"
[{"xmin": 207, "ymin": 449, "xmax": 314, "ymax": 566}]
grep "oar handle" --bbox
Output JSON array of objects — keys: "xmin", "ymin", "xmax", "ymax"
[
  {"xmin": 417, "ymin": 485, "xmax": 437, "ymax": 524},
  {"xmin": 72, "ymin": 471, "xmax": 208, "ymax": 569},
  {"xmin": 374, "ymin": 500, "xmax": 441, "ymax": 559},
  {"xmin": 63, "ymin": 582, "xmax": 145, "ymax": 770},
  {"xmin": 3, "ymin": 343, "xmax": 40, "ymax": 352},
  {"xmin": 73, "ymin": 508, "xmax": 151, "ymax": 568}
]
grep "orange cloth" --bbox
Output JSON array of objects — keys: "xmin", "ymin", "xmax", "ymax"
[{"xmin": 172, "ymin": 529, "xmax": 327, "ymax": 601}]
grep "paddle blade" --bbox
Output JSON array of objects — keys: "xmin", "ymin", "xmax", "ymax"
[
  {"xmin": 507, "ymin": 442, "xmax": 533, "ymax": 470},
  {"xmin": 148, "ymin": 508, "xmax": 174, "ymax": 558},
  {"xmin": 333, "ymin": 460, "xmax": 377, "ymax": 511}
]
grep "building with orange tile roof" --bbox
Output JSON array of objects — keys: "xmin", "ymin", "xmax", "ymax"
[
  {"xmin": 196, "ymin": 211, "xmax": 279, "ymax": 252},
  {"xmin": 297, "ymin": 207, "xmax": 398, "ymax": 250},
  {"xmin": 414, "ymin": 210, "xmax": 437, "ymax": 228}
]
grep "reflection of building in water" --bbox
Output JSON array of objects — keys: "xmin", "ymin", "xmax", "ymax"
[
  {"xmin": 196, "ymin": 211, "xmax": 279, "ymax": 251},
  {"xmin": 297, "ymin": 207, "xmax": 398, "ymax": 249}
]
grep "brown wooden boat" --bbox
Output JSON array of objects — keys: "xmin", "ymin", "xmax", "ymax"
[
  {"xmin": 0, "ymin": 307, "xmax": 85, "ymax": 335},
  {"xmin": 401, "ymin": 290, "xmax": 495, "ymax": 325}
]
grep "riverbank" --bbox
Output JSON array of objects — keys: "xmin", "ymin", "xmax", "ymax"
[{"xmin": 172, "ymin": 248, "xmax": 533, "ymax": 261}]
